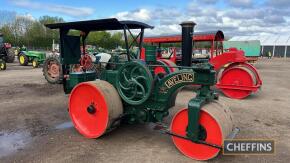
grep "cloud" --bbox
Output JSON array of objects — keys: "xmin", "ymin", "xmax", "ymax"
[
  {"xmin": 223, "ymin": 9, "xmax": 265, "ymax": 20},
  {"xmin": 9, "ymin": 0, "xmax": 288, "ymax": 37},
  {"xmin": 16, "ymin": 13, "xmax": 35, "ymax": 21},
  {"xmin": 10, "ymin": 0, "xmax": 94, "ymax": 17},
  {"xmin": 198, "ymin": 0, "xmax": 219, "ymax": 4},
  {"xmin": 114, "ymin": 9, "xmax": 152, "ymax": 23},
  {"xmin": 266, "ymin": 0, "xmax": 290, "ymax": 8},
  {"xmin": 111, "ymin": 1, "xmax": 290, "ymax": 37},
  {"xmin": 113, "ymin": 8, "xmax": 183, "ymax": 36},
  {"xmin": 264, "ymin": 15, "xmax": 286, "ymax": 24},
  {"xmin": 227, "ymin": 0, "xmax": 253, "ymax": 8}
]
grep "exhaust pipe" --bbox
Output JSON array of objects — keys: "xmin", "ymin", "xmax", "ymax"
[{"xmin": 180, "ymin": 21, "xmax": 196, "ymax": 67}]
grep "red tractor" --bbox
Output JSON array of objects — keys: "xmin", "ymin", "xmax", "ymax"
[
  {"xmin": 0, "ymin": 33, "xmax": 15, "ymax": 70},
  {"xmin": 143, "ymin": 31, "xmax": 262, "ymax": 99}
]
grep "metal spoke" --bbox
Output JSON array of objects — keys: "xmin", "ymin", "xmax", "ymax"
[
  {"xmin": 122, "ymin": 71, "xmax": 130, "ymax": 82},
  {"xmin": 119, "ymin": 81, "xmax": 130, "ymax": 90},
  {"xmin": 133, "ymin": 79, "xmax": 145, "ymax": 96},
  {"xmin": 127, "ymin": 86, "xmax": 137, "ymax": 100},
  {"xmin": 134, "ymin": 76, "xmax": 146, "ymax": 81},
  {"xmin": 130, "ymin": 66, "xmax": 139, "ymax": 78}
]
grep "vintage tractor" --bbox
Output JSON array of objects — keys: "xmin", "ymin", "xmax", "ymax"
[
  {"xmin": 42, "ymin": 45, "xmax": 102, "ymax": 84},
  {"xmin": 46, "ymin": 18, "xmax": 238, "ymax": 160},
  {"xmin": 18, "ymin": 46, "xmax": 46, "ymax": 68},
  {"xmin": 143, "ymin": 31, "xmax": 262, "ymax": 99},
  {"xmin": 0, "ymin": 33, "xmax": 15, "ymax": 70}
]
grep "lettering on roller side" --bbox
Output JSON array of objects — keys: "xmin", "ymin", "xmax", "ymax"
[{"xmin": 165, "ymin": 73, "xmax": 194, "ymax": 88}]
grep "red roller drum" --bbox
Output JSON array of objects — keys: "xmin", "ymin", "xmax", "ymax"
[
  {"xmin": 171, "ymin": 101, "xmax": 233, "ymax": 160},
  {"xmin": 69, "ymin": 80, "xmax": 123, "ymax": 138},
  {"xmin": 216, "ymin": 63, "xmax": 261, "ymax": 99}
]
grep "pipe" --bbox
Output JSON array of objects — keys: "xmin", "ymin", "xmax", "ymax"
[{"xmin": 180, "ymin": 21, "xmax": 196, "ymax": 67}]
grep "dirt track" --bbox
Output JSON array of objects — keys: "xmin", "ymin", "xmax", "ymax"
[{"xmin": 0, "ymin": 58, "xmax": 290, "ymax": 163}]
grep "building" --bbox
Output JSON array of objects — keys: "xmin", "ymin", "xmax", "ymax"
[{"xmin": 229, "ymin": 35, "xmax": 290, "ymax": 58}]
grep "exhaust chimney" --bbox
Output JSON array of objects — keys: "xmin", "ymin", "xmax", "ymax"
[{"xmin": 180, "ymin": 21, "xmax": 196, "ymax": 67}]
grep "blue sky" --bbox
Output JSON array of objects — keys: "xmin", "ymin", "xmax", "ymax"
[
  {"xmin": 1, "ymin": 0, "xmax": 289, "ymax": 36},
  {"xmin": 3, "ymin": 0, "xmax": 190, "ymax": 20}
]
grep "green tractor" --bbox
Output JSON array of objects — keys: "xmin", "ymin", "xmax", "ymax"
[
  {"xmin": 46, "ymin": 18, "xmax": 239, "ymax": 160},
  {"xmin": 18, "ymin": 46, "xmax": 46, "ymax": 68},
  {"xmin": 0, "ymin": 33, "xmax": 15, "ymax": 70}
]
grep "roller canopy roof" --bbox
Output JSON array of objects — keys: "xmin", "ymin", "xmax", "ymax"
[
  {"xmin": 143, "ymin": 30, "xmax": 224, "ymax": 43},
  {"xmin": 45, "ymin": 18, "xmax": 154, "ymax": 31}
]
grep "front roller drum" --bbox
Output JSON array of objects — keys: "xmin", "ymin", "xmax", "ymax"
[
  {"xmin": 69, "ymin": 80, "xmax": 123, "ymax": 138},
  {"xmin": 171, "ymin": 101, "xmax": 234, "ymax": 160}
]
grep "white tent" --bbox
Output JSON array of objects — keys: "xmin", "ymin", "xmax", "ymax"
[{"xmin": 229, "ymin": 35, "xmax": 290, "ymax": 58}]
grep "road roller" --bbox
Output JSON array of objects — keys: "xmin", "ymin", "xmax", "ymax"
[
  {"xmin": 46, "ymin": 18, "xmax": 238, "ymax": 160},
  {"xmin": 143, "ymin": 31, "xmax": 262, "ymax": 99}
]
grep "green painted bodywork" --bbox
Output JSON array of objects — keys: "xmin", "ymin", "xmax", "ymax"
[
  {"xmin": 223, "ymin": 40, "xmax": 261, "ymax": 57},
  {"xmin": 66, "ymin": 51, "xmax": 217, "ymax": 141},
  {"xmin": 65, "ymin": 71, "xmax": 97, "ymax": 94},
  {"xmin": 144, "ymin": 45, "xmax": 157, "ymax": 62}
]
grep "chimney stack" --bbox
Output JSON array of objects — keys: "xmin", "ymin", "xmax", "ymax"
[{"xmin": 180, "ymin": 21, "xmax": 196, "ymax": 67}]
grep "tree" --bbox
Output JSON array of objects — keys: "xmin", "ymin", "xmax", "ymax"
[
  {"xmin": 87, "ymin": 31, "xmax": 113, "ymax": 49},
  {"xmin": 111, "ymin": 32, "xmax": 124, "ymax": 48},
  {"xmin": 0, "ymin": 14, "xmax": 125, "ymax": 50},
  {"xmin": 1, "ymin": 25, "xmax": 12, "ymax": 42}
]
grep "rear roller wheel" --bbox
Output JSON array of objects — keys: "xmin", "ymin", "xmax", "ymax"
[
  {"xmin": 171, "ymin": 101, "xmax": 233, "ymax": 160},
  {"xmin": 69, "ymin": 80, "xmax": 123, "ymax": 138},
  {"xmin": 154, "ymin": 59, "xmax": 178, "ymax": 76},
  {"xmin": 159, "ymin": 59, "xmax": 178, "ymax": 72},
  {"xmin": 218, "ymin": 64, "xmax": 258, "ymax": 99},
  {"xmin": 154, "ymin": 60, "xmax": 171, "ymax": 75}
]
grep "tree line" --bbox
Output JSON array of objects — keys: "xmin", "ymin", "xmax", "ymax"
[{"xmin": 0, "ymin": 15, "xmax": 125, "ymax": 50}]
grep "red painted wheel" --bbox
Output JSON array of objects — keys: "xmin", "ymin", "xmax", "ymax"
[
  {"xmin": 154, "ymin": 59, "xmax": 178, "ymax": 76},
  {"xmin": 159, "ymin": 59, "xmax": 178, "ymax": 72},
  {"xmin": 48, "ymin": 62, "xmax": 60, "ymax": 78},
  {"xmin": 154, "ymin": 60, "xmax": 170, "ymax": 75},
  {"xmin": 171, "ymin": 102, "xmax": 233, "ymax": 160},
  {"xmin": 69, "ymin": 80, "xmax": 123, "ymax": 138},
  {"xmin": 43, "ymin": 55, "xmax": 63, "ymax": 84},
  {"xmin": 218, "ymin": 65, "xmax": 257, "ymax": 99},
  {"xmin": 80, "ymin": 54, "xmax": 93, "ymax": 70}
]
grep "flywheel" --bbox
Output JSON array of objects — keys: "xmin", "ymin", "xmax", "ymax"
[{"xmin": 116, "ymin": 61, "xmax": 153, "ymax": 105}]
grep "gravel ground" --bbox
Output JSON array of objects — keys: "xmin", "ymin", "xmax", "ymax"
[{"xmin": 0, "ymin": 58, "xmax": 289, "ymax": 163}]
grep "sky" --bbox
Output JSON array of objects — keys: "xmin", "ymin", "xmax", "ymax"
[{"xmin": 1, "ymin": 0, "xmax": 290, "ymax": 36}]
